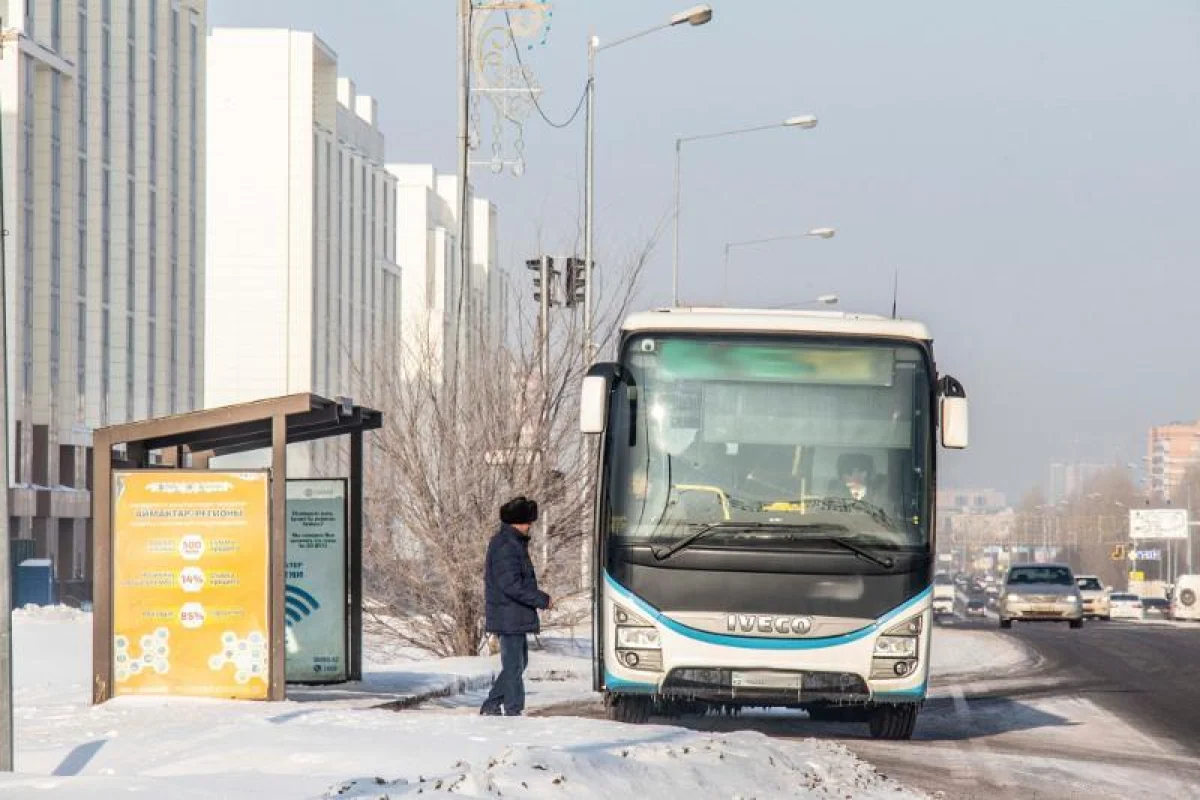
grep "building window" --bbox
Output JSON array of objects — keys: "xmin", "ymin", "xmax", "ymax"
[
  {"xmin": 51, "ymin": 0, "xmax": 62, "ymax": 51},
  {"xmin": 126, "ymin": 316, "xmax": 135, "ymax": 421},
  {"xmin": 101, "ymin": 310, "xmax": 111, "ymax": 423},
  {"xmin": 147, "ymin": 320, "xmax": 156, "ymax": 415},
  {"xmin": 127, "ymin": 177, "xmax": 135, "ymax": 314},
  {"xmin": 77, "ymin": 301, "xmax": 87, "ymax": 413}
]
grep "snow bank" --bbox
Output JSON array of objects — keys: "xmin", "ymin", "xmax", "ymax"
[
  {"xmin": 929, "ymin": 626, "xmax": 1034, "ymax": 678},
  {"xmin": 5, "ymin": 612, "xmax": 928, "ymax": 799},
  {"xmin": 12, "ymin": 604, "xmax": 88, "ymax": 622},
  {"xmin": 324, "ymin": 729, "xmax": 922, "ymax": 800}
]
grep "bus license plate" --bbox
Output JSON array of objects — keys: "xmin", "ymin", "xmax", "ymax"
[{"xmin": 731, "ymin": 671, "xmax": 802, "ymax": 690}]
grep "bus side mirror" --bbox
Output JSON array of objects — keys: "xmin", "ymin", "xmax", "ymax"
[
  {"xmin": 580, "ymin": 375, "xmax": 610, "ymax": 434},
  {"xmin": 939, "ymin": 375, "xmax": 968, "ymax": 449}
]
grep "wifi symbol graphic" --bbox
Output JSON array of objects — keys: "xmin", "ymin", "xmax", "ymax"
[{"xmin": 285, "ymin": 584, "xmax": 321, "ymax": 626}]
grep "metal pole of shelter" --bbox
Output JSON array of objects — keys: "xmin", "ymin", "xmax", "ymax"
[
  {"xmin": 269, "ymin": 415, "xmax": 287, "ymax": 701},
  {"xmin": 348, "ymin": 430, "xmax": 364, "ymax": 681},
  {"xmin": 91, "ymin": 433, "xmax": 113, "ymax": 704}
]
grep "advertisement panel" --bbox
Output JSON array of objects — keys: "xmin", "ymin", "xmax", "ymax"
[
  {"xmin": 285, "ymin": 479, "xmax": 347, "ymax": 682},
  {"xmin": 1129, "ymin": 509, "xmax": 1190, "ymax": 540},
  {"xmin": 112, "ymin": 471, "xmax": 270, "ymax": 699}
]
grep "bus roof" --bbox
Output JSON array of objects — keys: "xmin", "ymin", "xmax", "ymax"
[{"xmin": 622, "ymin": 308, "xmax": 932, "ymax": 342}]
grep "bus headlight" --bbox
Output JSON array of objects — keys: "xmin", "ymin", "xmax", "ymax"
[
  {"xmin": 870, "ymin": 613, "xmax": 923, "ymax": 680},
  {"xmin": 874, "ymin": 635, "xmax": 918, "ymax": 658},
  {"xmin": 616, "ymin": 626, "xmax": 661, "ymax": 649},
  {"xmin": 612, "ymin": 603, "xmax": 663, "ymax": 672}
]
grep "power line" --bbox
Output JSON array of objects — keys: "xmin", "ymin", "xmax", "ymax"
[{"xmin": 504, "ymin": 11, "xmax": 588, "ymax": 129}]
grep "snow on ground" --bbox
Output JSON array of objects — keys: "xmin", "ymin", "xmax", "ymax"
[
  {"xmin": 1, "ymin": 608, "xmax": 925, "ymax": 798},
  {"xmin": 928, "ymin": 624, "xmax": 1035, "ymax": 679}
]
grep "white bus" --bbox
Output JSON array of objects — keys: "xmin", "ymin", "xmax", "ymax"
[{"xmin": 580, "ymin": 308, "xmax": 968, "ymax": 739}]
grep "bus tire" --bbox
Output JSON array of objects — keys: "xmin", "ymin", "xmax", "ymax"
[
  {"xmin": 999, "ymin": 618, "xmax": 1012, "ymax": 629},
  {"xmin": 605, "ymin": 693, "xmax": 651, "ymax": 724},
  {"xmin": 869, "ymin": 704, "xmax": 918, "ymax": 740}
]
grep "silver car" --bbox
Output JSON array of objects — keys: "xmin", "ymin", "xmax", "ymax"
[{"xmin": 999, "ymin": 563, "xmax": 1084, "ymax": 629}]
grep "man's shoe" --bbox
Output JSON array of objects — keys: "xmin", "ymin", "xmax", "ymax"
[
  {"xmin": 480, "ymin": 706, "xmax": 502, "ymax": 716},
  {"xmin": 504, "ymin": 711, "xmax": 523, "ymax": 717}
]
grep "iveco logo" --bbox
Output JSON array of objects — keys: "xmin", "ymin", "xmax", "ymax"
[{"xmin": 727, "ymin": 614, "xmax": 814, "ymax": 636}]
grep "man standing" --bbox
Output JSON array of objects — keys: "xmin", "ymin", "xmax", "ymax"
[{"xmin": 480, "ymin": 496, "xmax": 551, "ymax": 717}]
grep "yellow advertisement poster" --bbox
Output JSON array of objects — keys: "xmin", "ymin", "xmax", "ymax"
[{"xmin": 112, "ymin": 470, "xmax": 271, "ymax": 699}]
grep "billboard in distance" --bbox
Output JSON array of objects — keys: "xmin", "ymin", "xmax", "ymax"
[
  {"xmin": 1128, "ymin": 508, "xmax": 1190, "ymax": 541},
  {"xmin": 112, "ymin": 471, "xmax": 270, "ymax": 699}
]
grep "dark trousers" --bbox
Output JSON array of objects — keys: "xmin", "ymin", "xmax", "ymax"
[{"xmin": 481, "ymin": 634, "xmax": 529, "ymax": 716}]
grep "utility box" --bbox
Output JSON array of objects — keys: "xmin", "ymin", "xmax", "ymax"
[{"xmin": 17, "ymin": 558, "xmax": 57, "ymax": 607}]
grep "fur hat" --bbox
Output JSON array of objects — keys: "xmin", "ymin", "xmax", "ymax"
[{"xmin": 500, "ymin": 496, "xmax": 539, "ymax": 526}]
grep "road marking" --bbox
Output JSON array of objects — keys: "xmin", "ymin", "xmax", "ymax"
[{"xmin": 950, "ymin": 684, "xmax": 1018, "ymax": 789}]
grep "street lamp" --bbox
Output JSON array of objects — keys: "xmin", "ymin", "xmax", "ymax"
[
  {"xmin": 584, "ymin": 5, "xmax": 713, "ymax": 357},
  {"xmin": 673, "ymin": 114, "xmax": 819, "ymax": 306},
  {"xmin": 722, "ymin": 227, "xmax": 836, "ymax": 297}
]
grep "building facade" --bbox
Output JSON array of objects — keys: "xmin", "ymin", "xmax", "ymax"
[
  {"xmin": 1, "ymin": 0, "xmax": 207, "ymax": 602},
  {"xmin": 204, "ymin": 29, "xmax": 400, "ymax": 474},
  {"xmin": 1147, "ymin": 420, "xmax": 1200, "ymax": 503},
  {"xmin": 1048, "ymin": 461, "xmax": 1107, "ymax": 505},
  {"xmin": 388, "ymin": 164, "xmax": 505, "ymax": 384}
]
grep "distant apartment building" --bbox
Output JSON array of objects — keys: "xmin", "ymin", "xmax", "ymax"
[
  {"xmin": 1048, "ymin": 462, "xmax": 1107, "ymax": 505},
  {"xmin": 936, "ymin": 489, "xmax": 1012, "ymax": 555},
  {"xmin": 388, "ymin": 163, "xmax": 506, "ymax": 381},
  {"xmin": 2, "ymin": 0, "xmax": 207, "ymax": 602},
  {"xmin": 204, "ymin": 29, "xmax": 401, "ymax": 474},
  {"xmin": 1147, "ymin": 420, "xmax": 1200, "ymax": 502},
  {"xmin": 937, "ymin": 488, "xmax": 1008, "ymax": 515}
]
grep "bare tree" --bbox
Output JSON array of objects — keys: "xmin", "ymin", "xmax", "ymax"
[{"xmin": 360, "ymin": 236, "xmax": 656, "ymax": 658}]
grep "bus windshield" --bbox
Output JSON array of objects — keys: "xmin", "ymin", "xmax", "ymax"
[{"xmin": 606, "ymin": 334, "xmax": 933, "ymax": 550}]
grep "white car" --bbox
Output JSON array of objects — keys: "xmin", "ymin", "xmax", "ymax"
[
  {"xmin": 1074, "ymin": 575, "xmax": 1110, "ymax": 620},
  {"xmin": 1108, "ymin": 593, "xmax": 1144, "ymax": 621},
  {"xmin": 1172, "ymin": 574, "xmax": 1200, "ymax": 621}
]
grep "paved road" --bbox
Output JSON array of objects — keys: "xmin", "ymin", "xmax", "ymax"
[
  {"xmin": 999, "ymin": 617, "xmax": 1200, "ymax": 756},
  {"xmin": 533, "ymin": 618, "xmax": 1200, "ymax": 798}
]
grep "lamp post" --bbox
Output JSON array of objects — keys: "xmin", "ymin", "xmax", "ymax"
[
  {"xmin": 722, "ymin": 227, "xmax": 834, "ymax": 298},
  {"xmin": 584, "ymin": 5, "xmax": 712, "ymax": 357},
  {"xmin": 672, "ymin": 114, "xmax": 818, "ymax": 306}
]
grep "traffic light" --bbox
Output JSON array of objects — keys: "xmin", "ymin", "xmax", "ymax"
[
  {"xmin": 526, "ymin": 256, "xmax": 556, "ymax": 306},
  {"xmin": 563, "ymin": 256, "xmax": 586, "ymax": 307}
]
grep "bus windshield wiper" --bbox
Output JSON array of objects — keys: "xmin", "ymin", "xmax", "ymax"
[
  {"xmin": 826, "ymin": 536, "xmax": 896, "ymax": 570},
  {"xmin": 651, "ymin": 522, "xmax": 840, "ymax": 562}
]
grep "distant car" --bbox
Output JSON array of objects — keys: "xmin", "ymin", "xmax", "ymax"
[
  {"xmin": 1171, "ymin": 575, "xmax": 1200, "ymax": 622},
  {"xmin": 1142, "ymin": 597, "xmax": 1171, "ymax": 618},
  {"xmin": 999, "ymin": 563, "xmax": 1084, "ymax": 629},
  {"xmin": 1074, "ymin": 575, "xmax": 1110, "ymax": 620},
  {"xmin": 932, "ymin": 572, "xmax": 956, "ymax": 616},
  {"xmin": 966, "ymin": 598, "xmax": 986, "ymax": 617},
  {"xmin": 1109, "ymin": 593, "xmax": 1144, "ymax": 621}
]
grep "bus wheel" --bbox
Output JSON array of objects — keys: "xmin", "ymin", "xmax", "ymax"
[
  {"xmin": 605, "ymin": 693, "xmax": 651, "ymax": 724},
  {"xmin": 868, "ymin": 704, "xmax": 919, "ymax": 740}
]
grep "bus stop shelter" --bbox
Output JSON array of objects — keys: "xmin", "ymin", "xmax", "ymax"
[{"xmin": 91, "ymin": 393, "xmax": 382, "ymax": 703}]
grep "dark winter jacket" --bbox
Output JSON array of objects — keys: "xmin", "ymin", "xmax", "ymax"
[{"xmin": 484, "ymin": 523, "xmax": 550, "ymax": 634}]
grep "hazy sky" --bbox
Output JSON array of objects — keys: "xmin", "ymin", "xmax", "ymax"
[{"xmin": 209, "ymin": 1, "xmax": 1200, "ymax": 498}]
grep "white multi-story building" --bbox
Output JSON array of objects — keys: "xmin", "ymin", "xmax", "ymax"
[
  {"xmin": 204, "ymin": 29, "xmax": 400, "ymax": 473},
  {"xmin": 388, "ymin": 163, "xmax": 506, "ymax": 381},
  {"xmin": 1, "ymin": 0, "xmax": 207, "ymax": 601}
]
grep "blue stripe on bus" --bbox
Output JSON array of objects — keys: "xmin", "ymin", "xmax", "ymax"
[
  {"xmin": 872, "ymin": 681, "xmax": 927, "ymax": 702},
  {"xmin": 603, "ymin": 571, "xmax": 931, "ymax": 651},
  {"xmin": 604, "ymin": 672, "xmax": 659, "ymax": 694}
]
